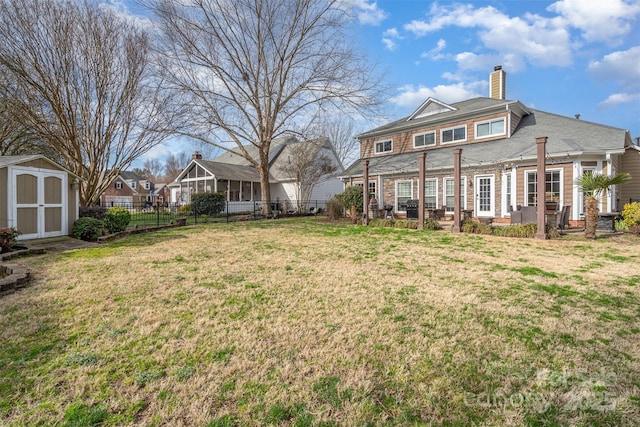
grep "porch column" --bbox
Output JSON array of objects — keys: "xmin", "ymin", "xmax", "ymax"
[
  {"xmin": 214, "ymin": 177, "xmax": 218, "ymax": 193},
  {"xmin": 418, "ymin": 152, "xmax": 426, "ymax": 230},
  {"xmin": 362, "ymin": 159, "xmax": 369, "ymax": 226},
  {"xmin": 227, "ymin": 180, "xmax": 231, "ymax": 201},
  {"xmin": 535, "ymin": 137, "xmax": 548, "ymax": 240},
  {"xmin": 239, "ymin": 180, "xmax": 243, "ymax": 201},
  {"xmin": 250, "ymin": 181, "xmax": 254, "ymax": 201},
  {"xmin": 453, "ymin": 148, "xmax": 462, "ymax": 232}
]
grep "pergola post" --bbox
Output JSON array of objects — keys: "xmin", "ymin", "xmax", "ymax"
[
  {"xmin": 453, "ymin": 148, "xmax": 462, "ymax": 232},
  {"xmin": 535, "ymin": 137, "xmax": 548, "ymax": 240},
  {"xmin": 362, "ymin": 159, "xmax": 369, "ymax": 226},
  {"xmin": 418, "ymin": 152, "xmax": 426, "ymax": 230}
]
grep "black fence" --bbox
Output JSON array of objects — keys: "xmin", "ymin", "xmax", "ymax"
[{"xmin": 90, "ymin": 200, "xmax": 330, "ymax": 229}]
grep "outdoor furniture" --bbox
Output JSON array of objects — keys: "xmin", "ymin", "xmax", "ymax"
[
  {"xmin": 596, "ymin": 212, "xmax": 619, "ymax": 232},
  {"xmin": 383, "ymin": 205, "xmax": 394, "ymax": 220},
  {"xmin": 557, "ymin": 205, "xmax": 571, "ymax": 231},
  {"xmin": 510, "ymin": 205, "xmax": 536, "ymax": 224}
]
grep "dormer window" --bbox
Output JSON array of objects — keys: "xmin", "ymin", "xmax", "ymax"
[
  {"xmin": 476, "ymin": 118, "xmax": 505, "ymax": 138},
  {"xmin": 144, "ymin": 182, "xmax": 151, "ymax": 190},
  {"xmin": 115, "ymin": 182, "xmax": 122, "ymax": 189},
  {"xmin": 441, "ymin": 125, "xmax": 466, "ymax": 144},
  {"xmin": 374, "ymin": 139, "xmax": 392, "ymax": 154},
  {"xmin": 414, "ymin": 131, "xmax": 435, "ymax": 148},
  {"xmin": 130, "ymin": 181, "xmax": 136, "ymax": 189}
]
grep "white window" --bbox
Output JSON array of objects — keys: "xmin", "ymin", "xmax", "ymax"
[
  {"xmin": 441, "ymin": 125, "xmax": 466, "ymax": 144},
  {"xmin": 354, "ymin": 181, "xmax": 377, "ymax": 199},
  {"xmin": 115, "ymin": 182, "xmax": 122, "ymax": 189},
  {"xmin": 374, "ymin": 139, "xmax": 392, "ymax": 154},
  {"xmin": 475, "ymin": 175, "xmax": 495, "ymax": 217},
  {"xmin": 502, "ymin": 172, "xmax": 514, "ymax": 216},
  {"xmin": 130, "ymin": 181, "xmax": 136, "ymax": 189},
  {"xmin": 525, "ymin": 170, "xmax": 561, "ymax": 207},
  {"xmin": 396, "ymin": 181, "xmax": 413, "ymax": 212},
  {"xmin": 475, "ymin": 118, "xmax": 506, "ymax": 138},
  {"xmin": 414, "ymin": 131, "xmax": 435, "ymax": 148},
  {"xmin": 144, "ymin": 182, "xmax": 151, "ymax": 190},
  {"xmin": 424, "ymin": 178, "xmax": 438, "ymax": 209},
  {"xmin": 443, "ymin": 177, "xmax": 467, "ymax": 213}
]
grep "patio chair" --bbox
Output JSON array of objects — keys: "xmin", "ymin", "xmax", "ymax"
[{"xmin": 557, "ymin": 205, "xmax": 571, "ymax": 231}]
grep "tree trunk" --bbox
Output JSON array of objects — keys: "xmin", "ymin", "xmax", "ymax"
[
  {"xmin": 584, "ymin": 196, "xmax": 598, "ymax": 239},
  {"xmin": 259, "ymin": 162, "xmax": 271, "ymax": 214}
]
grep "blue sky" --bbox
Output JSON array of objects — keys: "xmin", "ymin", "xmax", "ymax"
[{"xmin": 114, "ymin": 0, "xmax": 640, "ymax": 163}]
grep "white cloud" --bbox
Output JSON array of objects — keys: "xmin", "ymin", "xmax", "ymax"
[
  {"xmin": 389, "ymin": 82, "xmax": 484, "ymax": 108},
  {"xmin": 347, "ymin": 0, "xmax": 387, "ymax": 25},
  {"xmin": 589, "ymin": 46, "xmax": 640, "ymax": 91},
  {"xmin": 598, "ymin": 92, "xmax": 640, "ymax": 108},
  {"xmin": 420, "ymin": 38, "xmax": 447, "ymax": 60},
  {"xmin": 404, "ymin": 3, "xmax": 573, "ymax": 68},
  {"xmin": 382, "ymin": 27, "xmax": 402, "ymax": 51},
  {"xmin": 548, "ymin": 0, "xmax": 640, "ymax": 44}
]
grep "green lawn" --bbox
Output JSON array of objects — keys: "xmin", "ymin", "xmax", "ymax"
[{"xmin": 1, "ymin": 218, "xmax": 639, "ymax": 426}]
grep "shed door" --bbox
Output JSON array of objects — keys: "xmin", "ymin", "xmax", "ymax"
[{"xmin": 12, "ymin": 168, "xmax": 67, "ymax": 240}]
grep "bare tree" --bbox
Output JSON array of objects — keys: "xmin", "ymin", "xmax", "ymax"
[
  {"xmin": 0, "ymin": 0, "xmax": 171, "ymax": 206},
  {"xmin": 308, "ymin": 116, "xmax": 362, "ymax": 168},
  {"xmin": 164, "ymin": 151, "xmax": 190, "ymax": 182},
  {"xmin": 142, "ymin": 158, "xmax": 164, "ymax": 181},
  {"xmin": 278, "ymin": 139, "xmax": 338, "ymax": 211},
  {"xmin": 147, "ymin": 0, "xmax": 383, "ymax": 211}
]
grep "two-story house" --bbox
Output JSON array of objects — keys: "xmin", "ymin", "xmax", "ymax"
[
  {"xmin": 100, "ymin": 171, "xmax": 158, "ymax": 207},
  {"xmin": 342, "ymin": 66, "xmax": 638, "ymax": 226}
]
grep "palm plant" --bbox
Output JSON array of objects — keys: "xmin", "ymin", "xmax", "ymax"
[{"xmin": 575, "ymin": 171, "xmax": 631, "ymax": 238}]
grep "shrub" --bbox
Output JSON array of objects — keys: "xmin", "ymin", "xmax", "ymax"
[
  {"xmin": 0, "ymin": 227, "xmax": 20, "ymax": 253},
  {"xmin": 178, "ymin": 204, "xmax": 192, "ymax": 214},
  {"xmin": 103, "ymin": 206, "xmax": 131, "ymax": 234},
  {"xmin": 79, "ymin": 206, "xmax": 107, "ymax": 219},
  {"xmin": 72, "ymin": 218, "xmax": 103, "ymax": 241},
  {"xmin": 461, "ymin": 220, "xmax": 492, "ymax": 235},
  {"xmin": 622, "ymin": 202, "xmax": 640, "ymax": 228},
  {"xmin": 423, "ymin": 218, "xmax": 442, "ymax": 230},
  {"xmin": 336, "ymin": 186, "xmax": 364, "ymax": 214},
  {"xmin": 325, "ymin": 197, "xmax": 343, "ymax": 221},
  {"xmin": 630, "ymin": 224, "xmax": 640, "ymax": 236},
  {"xmin": 491, "ymin": 223, "xmax": 537, "ymax": 238},
  {"xmin": 191, "ymin": 192, "xmax": 225, "ymax": 216}
]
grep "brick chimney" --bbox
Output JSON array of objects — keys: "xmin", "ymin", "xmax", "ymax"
[
  {"xmin": 192, "ymin": 151, "xmax": 202, "ymax": 160},
  {"xmin": 490, "ymin": 65, "xmax": 506, "ymax": 100}
]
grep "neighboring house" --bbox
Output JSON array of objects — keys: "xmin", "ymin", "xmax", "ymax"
[
  {"xmin": 100, "ymin": 171, "xmax": 160, "ymax": 207},
  {"xmin": 341, "ymin": 66, "xmax": 638, "ymax": 225},
  {"xmin": 172, "ymin": 137, "xmax": 344, "ymax": 211},
  {"xmin": 0, "ymin": 155, "xmax": 80, "ymax": 240}
]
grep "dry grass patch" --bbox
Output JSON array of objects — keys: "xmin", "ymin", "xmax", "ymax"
[{"xmin": 1, "ymin": 219, "xmax": 639, "ymax": 426}]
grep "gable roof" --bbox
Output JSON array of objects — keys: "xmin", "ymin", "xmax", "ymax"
[
  {"xmin": 175, "ymin": 137, "xmax": 342, "ymax": 184},
  {"xmin": 357, "ymin": 97, "xmax": 530, "ymax": 140},
  {"xmin": 0, "ymin": 155, "xmax": 79, "ymax": 178},
  {"xmin": 342, "ymin": 109, "xmax": 630, "ymax": 178}
]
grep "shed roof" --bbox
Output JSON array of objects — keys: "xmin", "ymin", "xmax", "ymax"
[{"xmin": 0, "ymin": 155, "xmax": 79, "ymax": 178}]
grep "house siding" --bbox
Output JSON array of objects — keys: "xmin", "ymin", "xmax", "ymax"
[
  {"xmin": 362, "ymin": 111, "xmax": 515, "ymax": 159},
  {"xmin": 621, "ymin": 148, "xmax": 640, "ymax": 203}
]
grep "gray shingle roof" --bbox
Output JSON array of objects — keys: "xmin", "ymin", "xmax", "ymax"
[
  {"xmin": 343, "ymin": 109, "xmax": 629, "ymax": 178},
  {"xmin": 195, "ymin": 160, "xmax": 265, "ymax": 182}
]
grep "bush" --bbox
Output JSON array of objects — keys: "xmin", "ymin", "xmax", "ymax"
[
  {"xmin": 0, "ymin": 227, "xmax": 20, "ymax": 253},
  {"xmin": 72, "ymin": 217, "xmax": 103, "ymax": 241},
  {"xmin": 491, "ymin": 223, "xmax": 537, "ymax": 238},
  {"xmin": 191, "ymin": 192, "xmax": 225, "ymax": 215},
  {"xmin": 336, "ymin": 186, "xmax": 364, "ymax": 214},
  {"xmin": 79, "ymin": 206, "xmax": 107, "ymax": 219},
  {"xmin": 325, "ymin": 197, "xmax": 343, "ymax": 221},
  {"xmin": 622, "ymin": 202, "xmax": 640, "ymax": 228},
  {"xmin": 103, "ymin": 206, "xmax": 131, "ymax": 234},
  {"xmin": 630, "ymin": 224, "xmax": 640, "ymax": 236},
  {"xmin": 461, "ymin": 220, "xmax": 492, "ymax": 235},
  {"xmin": 424, "ymin": 218, "xmax": 442, "ymax": 230}
]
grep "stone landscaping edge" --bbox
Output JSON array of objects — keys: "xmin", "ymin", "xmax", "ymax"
[{"xmin": 0, "ymin": 247, "xmax": 46, "ymax": 295}]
